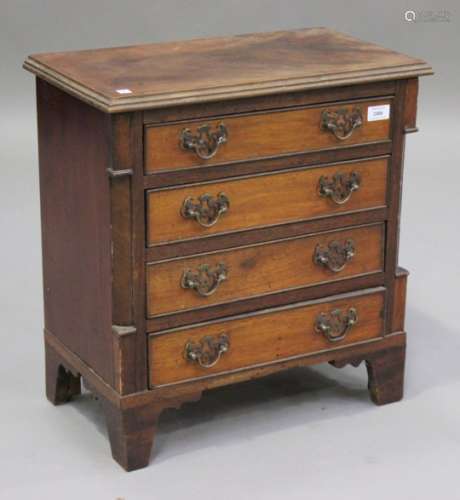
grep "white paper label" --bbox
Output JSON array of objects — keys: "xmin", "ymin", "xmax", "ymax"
[
  {"xmin": 367, "ymin": 104, "xmax": 390, "ymax": 122},
  {"xmin": 115, "ymin": 88, "xmax": 132, "ymax": 94}
]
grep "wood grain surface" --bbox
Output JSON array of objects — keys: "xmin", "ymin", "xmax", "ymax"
[
  {"xmin": 144, "ymin": 98, "xmax": 392, "ymax": 172},
  {"xmin": 392, "ymin": 267, "xmax": 409, "ymax": 332},
  {"xmin": 149, "ymin": 288, "xmax": 385, "ymax": 386},
  {"xmin": 147, "ymin": 158, "xmax": 388, "ymax": 245},
  {"xmin": 24, "ymin": 28, "xmax": 432, "ymax": 112},
  {"xmin": 146, "ymin": 224, "xmax": 384, "ymax": 317},
  {"xmin": 403, "ymin": 78, "xmax": 419, "ymax": 132},
  {"xmin": 37, "ymin": 79, "xmax": 114, "ymax": 385}
]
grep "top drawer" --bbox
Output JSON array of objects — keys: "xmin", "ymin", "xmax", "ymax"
[{"xmin": 144, "ymin": 98, "xmax": 392, "ymax": 173}]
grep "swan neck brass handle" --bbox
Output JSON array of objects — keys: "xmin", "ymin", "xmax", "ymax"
[
  {"xmin": 180, "ymin": 122, "xmax": 228, "ymax": 160},
  {"xmin": 181, "ymin": 192, "xmax": 230, "ymax": 228},
  {"xmin": 181, "ymin": 263, "xmax": 228, "ymax": 297},
  {"xmin": 318, "ymin": 172, "xmax": 361, "ymax": 205},
  {"xmin": 320, "ymin": 107, "xmax": 363, "ymax": 141},
  {"xmin": 314, "ymin": 239, "xmax": 355, "ymax": 273},
  {"xmin": 185, "ymin": 334, "xmax": 230, "ymax": 368},
  {"xmin": 315, "ymin": 307, "xmax": 358, "ymax": 343}
]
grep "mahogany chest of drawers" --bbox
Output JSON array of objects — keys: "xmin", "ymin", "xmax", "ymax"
[{"xmin": 24, "ymin": 28, "xmax": 432, "ymax": 470}]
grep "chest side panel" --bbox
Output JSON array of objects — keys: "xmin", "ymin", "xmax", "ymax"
[{"xmin": 37, "ymin": 79, "xmax": 114, "ymax": 386}]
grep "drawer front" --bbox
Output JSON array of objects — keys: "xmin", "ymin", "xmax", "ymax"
[
  {"xmin": 147, "ymin": 224, "xmax": 384, "ymax": 317},
  {"xmin": 148, "ymin": 288, "xmax": 385, "ymax": 386},
  {"xmin": 147, "ymin": 157, "xmax": 388, "ymax": 246},
  {"xmin": 144, "ymin": 98, "xmax": 392, "ymax": 173}
]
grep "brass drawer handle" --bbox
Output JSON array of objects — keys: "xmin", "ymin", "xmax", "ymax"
[
  {"xmin": 315, "ymin": 307, "xmax": 358, "ymax": 343},
  {"xmin": 320, "ymin": 107, "xmax": 363, "ymax": 141},
  {"xmin": 318, "ymin": 172, "xmax": 361, "ymax": 205},
  {"xmin": 181, "ymin": 263, "xmax": 228, "ymax": 297},
  {"xmin": 181, "ymin": 192, "xmax": 230, "ymax": 228},
  {"xmin": 314, "ymin": 239, "xmax": 355, "ymax": 273},
  {"xmin": 185, "ymin": 334, "xmax": 230, "ymax": 368},
  {"xmin": 180, "ymin": 122, "xmax": 228, "ymax": 160}
]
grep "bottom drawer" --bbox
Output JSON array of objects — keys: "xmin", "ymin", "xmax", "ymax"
[{"xmin": 148, "ymin": 287, "xmax": 385, "ymax": 387}]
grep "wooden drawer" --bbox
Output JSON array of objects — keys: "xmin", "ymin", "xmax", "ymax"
[
  {"xmin": 148, "ymin": 288, "xmax": 385, "ymax": 386},
  {"xmin": 146, "ymin": 224, "xmax": 384, "ymax": 317},
  {"xmin": 144, "ymin": 98, "xmax": 392, "ymax": 173},
  {"xmin": 147, "ymin": 157, "xmax": 388, "ymax": 246}
]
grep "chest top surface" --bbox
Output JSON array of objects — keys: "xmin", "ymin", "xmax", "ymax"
[{"xmin": 24, "ymin": 27, "xmax": 432, "ymax": 113}]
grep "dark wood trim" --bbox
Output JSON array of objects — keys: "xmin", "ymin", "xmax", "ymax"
[
  {"xmin": 109, "ymin": 179, "xmax": 133, "ymax": 325},
  {"xmin": 330, "ymin": 339, "xmax": 406, "ymax": 405},
  {"xmin": 145, "ymin": 208, "xmax": 387, "ymax": 262},
  {"xmin": 109, "ymin": 114, "xmax": 135, "ymax": 327},
  {"xmin": 108, "ymin": 112, "xmax": 145, "ymax": 394},
  {"xmin": 142, "ymin": 142, "xmax": 392, "ymax": 189},
  {"xmin": 45, "ymin": 341, "xmax": 81, "ymax": 405},
  {"xmin": 392, "ymin": 267, "xmax": 409, "ymax": 332},
  {"xmin": 100, "ymin": 389, "xmax": 201, "ymax": 471},
  {"xmin": 129, "ymin": 113, "xmax": 149, "ymax": 392},
  {"xmin": 384, "ymin": 80, "xmax": 407, "ymax": 335},
  {"xmin": 403, "ymin": 78, "xmax": 418, "ymax": 133},
  {"xmin": 112, "ymin": 325, "xmax": 137, "ymax": 395},
  {"xmin": 366, "ymin": 343, "xmax": 405, "ymax": 405},
  {"xmin": 143, "ymin": 81, "xmax": 396, "ymax": 124},
  {"xmin": 111, "ymin": 335, "xmax": 133, "ymax": 395},
  {"xmin": 101, "ymin": 396, "xmax": 159, "ymax": 471}
]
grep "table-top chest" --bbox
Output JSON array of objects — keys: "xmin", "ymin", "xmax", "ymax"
[{"xmin": 24, "ymin": 27, "xmax": 432, "ymax": 470}]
